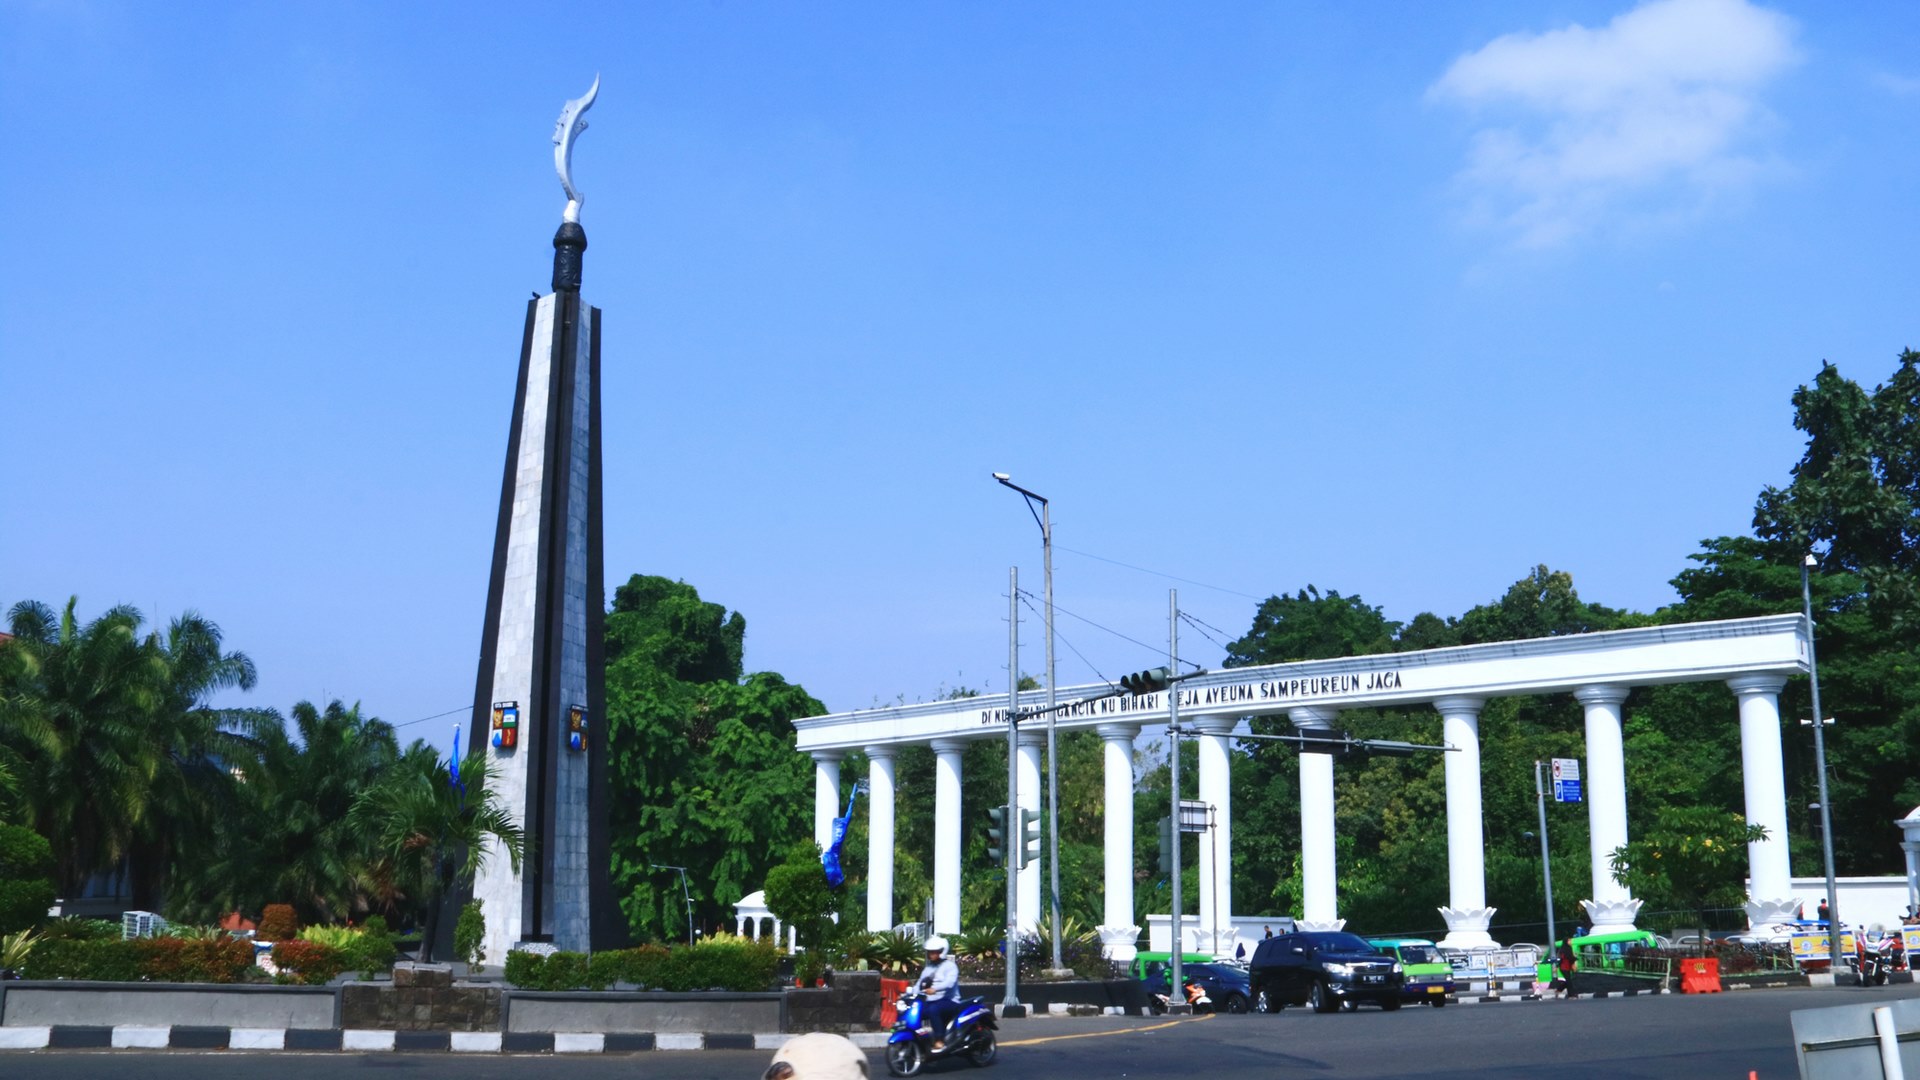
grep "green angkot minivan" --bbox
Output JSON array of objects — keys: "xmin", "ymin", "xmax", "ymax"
[{"xmin": 1369, "ymin": 938, "xmax": 1457, "ymax": 1006}]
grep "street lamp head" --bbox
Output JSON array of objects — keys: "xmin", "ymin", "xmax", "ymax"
[
  {"xmin": 992, "ymin": 472, "xmax": 1011, "ymax": 481},
  {"xmin": 1805, "ymin": 553, "xmax": 1818, "ymax": 567}
]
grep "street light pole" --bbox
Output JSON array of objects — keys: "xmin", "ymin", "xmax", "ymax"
[
  {"xmin": 993, "ymin": 473, "xmax": 1064, "ymax": 972},
  {"xmin": 1801, "ymin": 552, "xmax": 1843, "ymax": 971},
  {"xmin": 1004, "ymin": 565, "xmax": 1021, "ymax": 1010},
  {"xmin": 650, "ymin": 863, "xmax": 694, "ymax": 947}
]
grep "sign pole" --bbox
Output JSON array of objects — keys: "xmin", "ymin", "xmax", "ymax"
[{"xmin": 1535, "ymin": 761, "xmax": 1557, "ymax": 949}]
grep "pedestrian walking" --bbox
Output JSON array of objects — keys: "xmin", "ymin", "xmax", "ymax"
[{"xmin": 1552, "ymin": 934, "xmax": 1577, "ymax": 1000}]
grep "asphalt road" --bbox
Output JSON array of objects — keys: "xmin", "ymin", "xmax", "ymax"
[{"xmin": 6, "ymin": 983, "xmax": 1918, "ymax": 1080}]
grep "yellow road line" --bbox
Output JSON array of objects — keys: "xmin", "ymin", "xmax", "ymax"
[{"xmin": 1000, "ymin": 1011, "xmax": 1215, "ymax": 1047}]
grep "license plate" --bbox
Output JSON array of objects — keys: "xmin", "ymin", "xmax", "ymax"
[
  {"xmin": 1361, "ymin": 975, "xmax": 1383, "ymax": 983},
  {"xmin": 1427, "ymin": 986, "xmax": 1443, "ymax": 994}
]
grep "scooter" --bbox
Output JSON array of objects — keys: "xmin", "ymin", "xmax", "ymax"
[
  {"xmin": 1858, "ymin": 933, "xmax": 1898, "ymax": 987},
  {"xmin": 885, "ymin": 984, "xmax": 998, "ymax": 1076},
  {"xmin": 1149, "ymin": 979, "xmax": 1213, "ymax": 1014}
]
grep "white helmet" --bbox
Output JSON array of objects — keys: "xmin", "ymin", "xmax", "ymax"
[{"xmin": 924, "ymin": 935, "xmax": 949, "ymax": 956}]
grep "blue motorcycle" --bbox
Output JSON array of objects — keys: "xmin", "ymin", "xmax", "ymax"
[{"xmin": 886, "ymin": 984, "xmax": 998, "ymax": 1076}]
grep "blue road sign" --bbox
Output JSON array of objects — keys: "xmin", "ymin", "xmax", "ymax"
[{"xmin": 1554, "ymin": 779, "xmax": 1582, "ymax": 803}]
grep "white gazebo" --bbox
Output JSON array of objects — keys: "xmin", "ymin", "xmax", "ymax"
[
  {"xmin": 793, "ymin": 614, "xmax": 1814, "ymax": 957},
  {"xmin": 733, "ymin": 889, "xmax": 798, "ymax": 950}
]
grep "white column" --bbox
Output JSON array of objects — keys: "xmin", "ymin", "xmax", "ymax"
[
  {"xmin": 1016, "ymin": 732, "xmax": 1044, "ymax": 932},
  {"xmin": 1292, "ymin": 706, "xmax": 1343, "ymax": 931},
  {"xmin": 1097, "ymin": 724, "xmax": 1140, "ymax": 960},
  {"xmin": 1435, "ymin": 696, "xmax": 1495, "ymax": 948},
  {"xmin": 812, "ymin": 751, "xmax": 843, "ymax": 852},
  {"xmin": 1575, "ymin": 685, "xmax": 1640, "ymax": 933},
  {"xmin": 1193, "ymin": 716, "xmax": 1236, "ymax": 957},
  {"xmin": 866, "ymin": 746, "xmax": 897, "ymax": 933},
  {"xmin": 1729, "ymin": 675, "xmax": 1796, "ymax": 923},
  {"xmin": 932, "ymin": 739, "xmax": 966, "ymax": 935}
]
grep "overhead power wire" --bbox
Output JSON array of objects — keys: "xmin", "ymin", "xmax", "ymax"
[
  {"xmin": 1054, "ymin": 544, "xmax": 1264, "ymax": 602},
  {"xmin": 1177, "ymin": 610, "xmax": 1233, "ymax": 653},
  {"xmin": 393, "ymin": 704, "xmax": 471, "ymax": 730},
  {"xmin": 1017, "ymin": 588, "xmax": 1205, "ymax": 674},
  {"xmin": 1015, "ymin": 592, "xmax": 1112, "ymax": 688}
]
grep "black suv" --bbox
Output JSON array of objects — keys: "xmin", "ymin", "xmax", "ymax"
[{"xmin": 1248, "ymin": 931, "xmax": 1405, "ymax": 1013}]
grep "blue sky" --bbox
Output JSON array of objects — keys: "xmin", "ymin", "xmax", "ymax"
[{"xmin": 4, "ymin": 0, "xmax": 1916, "ymax": 753}]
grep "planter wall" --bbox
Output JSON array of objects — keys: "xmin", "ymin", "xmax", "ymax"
[
  {"xmin": 0, "ymin": 982, "xmax": 337, "ymax": 1029},
  {"xmin": 958, "ymin": 978, "xmax": 1150, "ymax": 1015},
  {"xmin": 506, "ymin": 991, "xmax": 785, "ymax": 1034},
  {"xmin": 784, "ymin": 970, "xmax": 881, "ymax": 1033}
]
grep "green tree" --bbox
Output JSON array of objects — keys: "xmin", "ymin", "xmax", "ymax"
[
  {"xmin": 761, "ymin": 841, "xmax": 845, "ymax": 954},
  {"xmin": 603, "ymin": 575, "xmax": 824, "ymax": 942},
  {"xmin": 0, "ymin": 823, "xmax": 56, "ymax": 934},
  {"xmin": 1609, "ymin": 808, "xmax": 1768, "ymax": 952},
  {"xmin": 349, "ymin": 747, "xmax": 523, "ymax": 963}
]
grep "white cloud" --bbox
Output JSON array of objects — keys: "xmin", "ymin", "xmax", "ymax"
[{"xmin": 1430, "ymin": 0, "xmax": 1799, "ymax": 248}]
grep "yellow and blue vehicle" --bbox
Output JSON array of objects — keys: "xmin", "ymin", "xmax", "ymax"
[{"xmin": 1368, "ymin": 938, "xmax": 1457, "ymax": 1006}]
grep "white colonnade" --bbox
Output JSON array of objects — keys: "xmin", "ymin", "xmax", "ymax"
[{"xmin": 796, "ymin": 615, "xmax": 1812, "ymax": 954}]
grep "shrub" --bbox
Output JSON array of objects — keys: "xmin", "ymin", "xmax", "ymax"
[
  {"xmin": 39, "ymin": 917, "xmax": 120, "ymax": 941},
  {"xmin": 590, "ymin": 944, "xmax": 670, "ymax": 988},
  {"xmin": 23, "ymin": 937, "xmax": 142, "ymax": 981},
  {"xmin": 347, "ymin": 928, "xmax": 396, "ymax": 976},
  {"xmin": 360, "ymin": 914, "xmax": 390, "ymax": 937},
  {"xmin": 1, "ymin": 928, "xmax": 42, "ymax": 973},
  {"xmin": 297, "ymin": 925, "xmax": 360, "ymax": 949},
  {"xmin": 503, "ymin": 940, "xmax": 779, "ymax": 993},
  {"xmin": 258, "ymin": 904, "xmax": 298, "ymax": 942},
  {"xmin": 0, "ymin": 825, "xmax": 57, "ymax": 935},
  {"xmin": 138, "ymin": 937, "xmax": 254, "ymax": 983},
  {"xmin": 294, "ymin": 925, "xmax": 395, "ymax": 977},
  {"xmin": 505, "ymin": 949, "xmax": 590, "ymax": 991},
  {"xmin": 503, "ymin": 948, "xmax": 544, "ymax": 988},
  {"xmin": 454, "ymin": 901, "xmax": 486, "ymax": 969},
  {"xmin": 272, "ymin": 940, "xmax": 346, "ymax": 985}
]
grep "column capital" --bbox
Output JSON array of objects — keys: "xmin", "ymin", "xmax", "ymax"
[
  {"xmin": 1095, "ymin": 723, "xmax": 1140, "ymax": 742},
  {"xmin": 1017, "ymin": 729, "xmax": 1047, "ymax": 749},
  {"xmin": 810, "ymin": 749, "xmax": 843, "ymax": 764},
  {"xmin": 1189, "ymin": 716, "xmax": 1238, "ymax": 736},
  {"xmin": 863, "ymin": 744, "xmax": 897, "ymax": 761},
  {"xmin": 1573, "ymin": 684, "xmax": 1631, "ymax": 707},
  {"xmin": 929, "ymin": 738, "xmax": 970, "ymax": 756},
  {"xmin": 1727, "ymin": 674, "xmax": 1789, "ymax": 697},
  {"xmin": 1290, "ymin": 705, "xmax": 1339, "ymax": 730},
  {"xmin": 1432, "ymin": 696, "xmax": 1485, "ymax": 717}
]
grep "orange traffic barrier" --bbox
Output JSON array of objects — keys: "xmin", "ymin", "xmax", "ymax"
[
  {"xmin": 880, "ymin": 977, "xmax": 911, "ymax": 1026},
  {"xmin": 1679, "ymin": 957, "xmax": 1722, "ymax": 993}
]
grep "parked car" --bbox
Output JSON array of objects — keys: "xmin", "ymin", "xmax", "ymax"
[
  {"xmin": 1368, "ymin": 938, "xmax": 1456, "ymax": 1006},
  {"xmin": 1248, "ymin": 931, "xmax": 1405, "ymax": 1013}
]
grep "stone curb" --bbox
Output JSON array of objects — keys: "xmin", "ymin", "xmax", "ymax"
[{"xmin": 0, "ymin": 1025, "xmax": 896, "ymax": 1053}]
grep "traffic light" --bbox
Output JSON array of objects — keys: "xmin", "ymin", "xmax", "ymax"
[
  {"xmin": 1157, "ymin": 816, "xmax": 1174, "ymax": 875},
  {"xmin": 1119, "ymin": 667, "xmax": 1173, "ymax": 695},
  {"xmin": 1019, "ymin": 808, "xmax": 1041, "ymax": 869},
  {"xmin": 987, "ymin": 804, "xmax": 1009, "ymax": 866}
]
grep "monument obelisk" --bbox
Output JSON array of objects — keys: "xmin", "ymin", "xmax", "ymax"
[{"xmin": 468, "ymin": 76, "xmax": 611, "ymax": 959}]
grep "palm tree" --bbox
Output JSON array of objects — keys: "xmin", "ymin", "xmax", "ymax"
[
  {"xmin": 170, "ymin": 701, "xmax": 400, "ymax": 925},
  {"xmin": 127, "ymin": 611, "xmax": 258, "ymax": 910},
  {"xmin": 350, "ymin": 745, "xmax": 522, "ymax": 962},
  {"xmin": 1, "ymin": 599, "xmax": 169, "ymax": 894}
]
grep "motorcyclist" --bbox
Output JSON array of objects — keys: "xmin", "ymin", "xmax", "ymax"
[{"xmin": 915, "ymin": 935, "xmax": 962, "ymax": 1051}]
